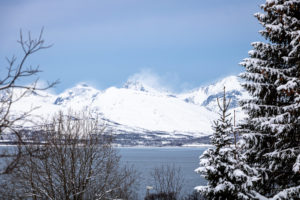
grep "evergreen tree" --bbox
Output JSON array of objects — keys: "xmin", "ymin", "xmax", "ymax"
[
  {"xmin": 239, "ymin": 0, "xmax": 300, "ymax": 198},
  {"xmin": 196, "ymin": 87, "xmax": 253, "ymax": 200}
]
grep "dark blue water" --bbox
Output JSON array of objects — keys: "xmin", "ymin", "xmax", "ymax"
[{"xmin": 117, "ymin": 147, "xmax": 207, "ymax": 199}]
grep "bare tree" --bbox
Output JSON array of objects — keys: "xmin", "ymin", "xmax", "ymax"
[
  {"xmin": 0, "ymin": 29, "xmax": 58, "ymax": 174},
  {"xmin": 145, "ymin": 164, "xmax": 184, "ymax": 200},
  {"xmin": 2, "ymin": 111, "xmax": 138, "ymax": 200}
]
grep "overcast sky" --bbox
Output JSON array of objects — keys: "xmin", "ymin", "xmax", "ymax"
[{"xmin": 0, "ymin": 0, "xmax": 264, "ymax": 93}]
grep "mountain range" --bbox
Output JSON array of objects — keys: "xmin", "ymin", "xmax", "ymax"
[{"xmin": 9, "ymin": 75, "xmax": 249, "ymax": 146}]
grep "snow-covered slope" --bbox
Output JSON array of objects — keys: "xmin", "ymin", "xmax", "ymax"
[
  {"xmin": 9, "ymin": 75, "xmax": 248, "ymax": 145},
  {"xmin": 93, "ymin": 87, "xmax": 215, "ymax": 134},
  {"xmin": 179, "ymin": 76, "xmax": 249, "ymax": 121}
]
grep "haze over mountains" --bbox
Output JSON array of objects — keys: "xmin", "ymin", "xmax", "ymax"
[{"xmin": 10, "ymin": 75, "xmax": 249, "ymax": 146}]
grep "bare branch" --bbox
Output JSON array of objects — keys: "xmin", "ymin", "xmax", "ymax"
[{"xmin": 0, "ymin": 29, "xmax": 59, "ymax": 183}]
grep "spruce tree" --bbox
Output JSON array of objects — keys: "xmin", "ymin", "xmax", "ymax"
[
  {"xmin": 196, "ymin": 87, "xmax": 253, "ymax": 200},
  {"xmin": 239, "ymin": 0, "xmax": 300, "ymax": 198}
]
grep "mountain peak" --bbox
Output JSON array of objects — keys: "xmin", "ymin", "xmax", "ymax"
[
  {"xmin": 123, "ymin": 80, "xmax": 149, "ymax": 92},
  {"xmin": 218, "ymin": 75, "xmax": 240, "ymax": 86},
  {"xmin": 76, "ymin": 82, "xmax": 90, "ymax": 88},
  {"xmin": 53, "ymin": 83, "xmax": 100, "ymax": 105},
  {"xmin": 206, "ymin": 76, "xmax": 242, "ymax": 94},
  {"xmin": 123, "ymin": 79, "xmax": 168, "ymax": 94}
]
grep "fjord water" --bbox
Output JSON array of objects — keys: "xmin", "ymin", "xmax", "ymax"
[
  {"xmin": 118, "ymin": 147, "xmax": 207, "ymax": 199},
  {"xmin": 0, "ymin": 146, "xmax": 207, "ymax": 199}
]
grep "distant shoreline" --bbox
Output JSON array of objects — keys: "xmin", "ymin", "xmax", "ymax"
[
  {"xmin": 113, "ymin": 144, "xmax": 212, "ymax": 148},
  {"xmin": 0, "ymin": 142, "xmax": 212, "ymax": 148}
]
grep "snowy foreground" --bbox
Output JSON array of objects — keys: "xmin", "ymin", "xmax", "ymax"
[{"xmin": 7, "ymin": 75, "xmax": 248, "ymax": 146}]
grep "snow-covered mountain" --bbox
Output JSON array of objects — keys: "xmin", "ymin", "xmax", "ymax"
[{"xmin": 9, "ymin": 75, "xmax": 249, "ymax": 146}]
